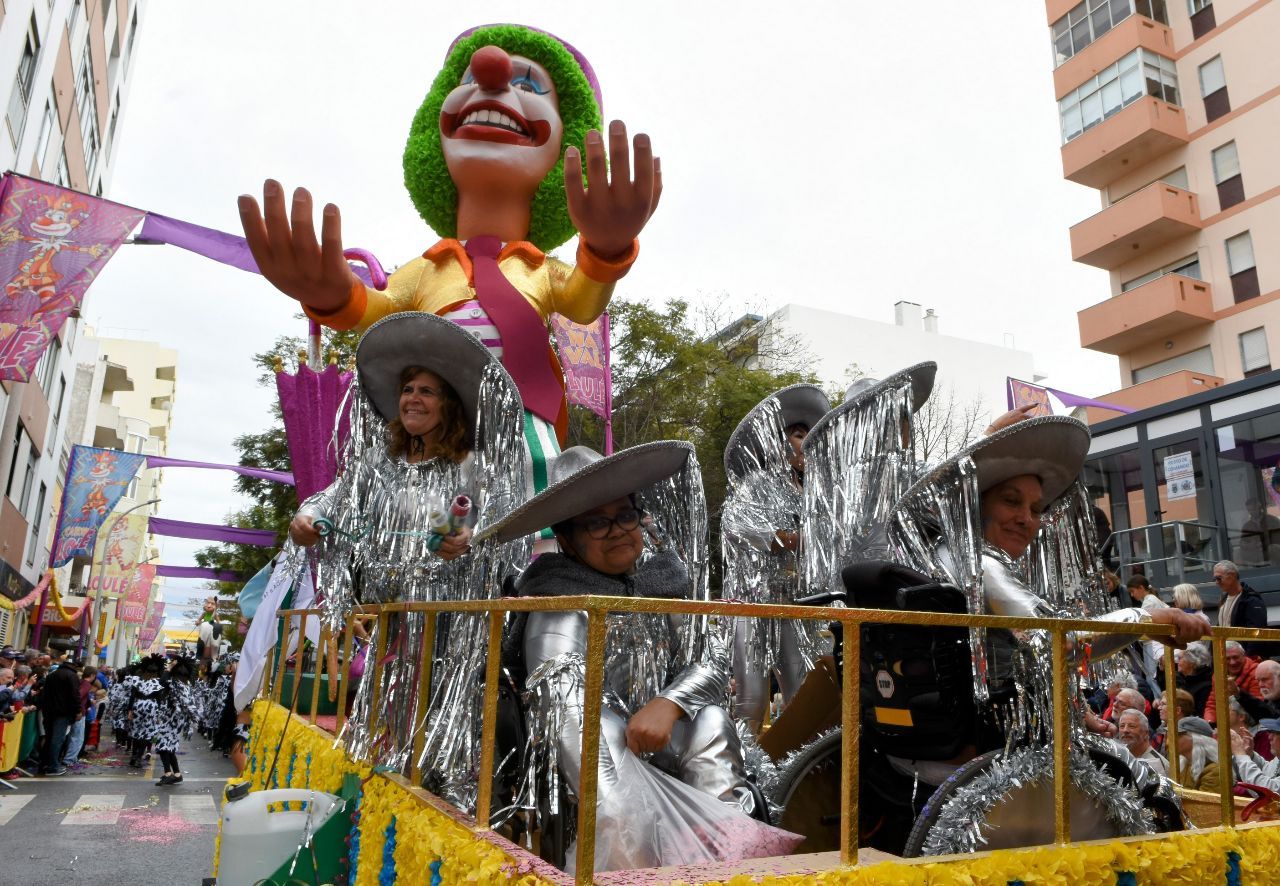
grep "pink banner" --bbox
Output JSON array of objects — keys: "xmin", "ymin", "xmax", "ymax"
[
  {"xmin": 0, "ymin": 174, "xmax": 145, "ymax": 380},
  {"xmin": 119, "ymin": 564, "xmax": 155, "ymax": 624},
  {"xmin": 551, "ymin": 313, "xmax": 609, "ymax": 419}
]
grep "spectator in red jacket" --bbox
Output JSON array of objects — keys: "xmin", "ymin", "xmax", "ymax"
[{"xmin": 1205, "ymin": 641, "xmax": 1262, "ymax": 724}]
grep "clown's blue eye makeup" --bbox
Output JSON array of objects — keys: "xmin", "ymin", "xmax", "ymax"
[{"xmin": 511, "ymin": 66, "xmax": 549, "ymax": 95}]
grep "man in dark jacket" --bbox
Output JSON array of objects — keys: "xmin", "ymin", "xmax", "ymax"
[
  {"xmin": 37, "ymin": 651, "xmax": 81, "ymax": 775},
  {"xmin": 1214, "ymin": 560, "xmax": 1270, "ymax": 657}
]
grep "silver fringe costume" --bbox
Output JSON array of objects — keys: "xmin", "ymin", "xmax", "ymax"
[
  {"xmin": 513, "ymin": 455, "xmax": 800, "ymax": 872},
  {"xmin": 302, "ymin": 362, "xmax": 530, "ymax": 809},
  {"xmin": 801, "ymin": 371, "xmax": 922, "ymax": 597},
  {"xmin": 886, "ymin": 452, "xmax": 1178, "ymax": 853},
  {"xmin": 720, "ymin": 396, "xmax": 817, "ymax": 727}
]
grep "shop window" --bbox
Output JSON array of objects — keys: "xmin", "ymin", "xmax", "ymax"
[
  {"xmin": 1226, "ymin": 231, "xmax": 1259, "ymax": 303},
  {"xmin": 1211, "ymin": 141, "xmax": 1244, "ymax": 210},
  {"xmin": 1084, "ymin": 448, "xmax": 1146, "ymax": 571},
  {"xmin": 1199, "ymin": 56, "xmax": 1230, "ymax": 122},
  {"xmin": 1240, "ymin": 328, "xmax": 1271, "ymax": 378},
  {"xmin": 1216, "ymin": 411, "xmax": 1280, "ymax": 568}
]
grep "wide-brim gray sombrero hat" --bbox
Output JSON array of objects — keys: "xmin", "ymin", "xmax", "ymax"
[
  {"xmin": 805, "ymin": 361, "xmax": 937, "ymax": 449},
  {"xmin": 724, "ymin": 384, "xmax": 830, "ymax": 479},
  {"xmin": 907, "ymin": 414, "xmax": 1091, "ymax": 507},
  {"xmin": 355, "ymin": 311, "xmax": 514, "ymax": 428},
  {"xmin": 475, "ymin": 441, "xmax": 693, "ymax": 544}
]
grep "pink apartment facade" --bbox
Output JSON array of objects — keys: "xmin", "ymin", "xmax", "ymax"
[{"xmin": 1048, "ymin": 0, "xmax": 1278, "ymax": 413}]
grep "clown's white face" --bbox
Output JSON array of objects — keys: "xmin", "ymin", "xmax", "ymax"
[{"xmin": 440, "ymin": 46, "xmax": 564, "ymax": 204}]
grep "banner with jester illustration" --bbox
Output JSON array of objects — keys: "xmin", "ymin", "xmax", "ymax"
[
  {"xmin": 0, "ymin": 174, "xmax": 145, "ymax": 380},
  {"xmin": 50, "ymin": 445, "xmax": 147, "ymax": 568},
  {"xmin": 86, "ymin": 510, "xmax": 150, "ymax": 598}
]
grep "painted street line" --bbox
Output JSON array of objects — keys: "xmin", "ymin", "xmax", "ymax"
[
  {"xmin": 63, "ymin": 793, "xmax": 126, "ymax": 825},
  {"xmin": 169, "ymin": 794, "xmax": 219, "ymax": 825},
  {"xmin": 0, "ymin": 794, "xmax": 35, "ymax": 826}
]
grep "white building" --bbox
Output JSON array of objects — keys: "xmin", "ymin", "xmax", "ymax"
[{"xmin": 753, "ymin": 301, "xmax": 1043, "ymax": 421}]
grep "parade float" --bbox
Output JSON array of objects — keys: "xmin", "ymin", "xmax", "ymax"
[{"xmin": 4, "ymin": 18, "xmax": 1279, "ymax": 886}]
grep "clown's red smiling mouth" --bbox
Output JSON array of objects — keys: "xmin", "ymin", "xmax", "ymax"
[{"xmin": 441, "ymin": 101, "xmax": 552, "ymax": 147}]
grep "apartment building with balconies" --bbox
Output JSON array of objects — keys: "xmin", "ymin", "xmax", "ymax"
[
  {"xmin": 1047, "ymin": 0, "xmax": 1280, "ymax": 609},
  {"xmin": 1051, "ymin": 0, "xmax": 1278, "ymax": 399},
  {"xmin": 0, "ymin": 1, "xmax": 146, "ymax": 647}
]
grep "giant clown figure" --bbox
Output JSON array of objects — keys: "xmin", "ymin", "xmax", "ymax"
[{"xmin": 238, "ymin": 24, "xmax": 659, "ymax": 539}]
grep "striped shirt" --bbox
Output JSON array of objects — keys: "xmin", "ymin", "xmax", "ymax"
[{"xmin": 441, "ymin": 299, "xmax": 503, "ymax": 360}]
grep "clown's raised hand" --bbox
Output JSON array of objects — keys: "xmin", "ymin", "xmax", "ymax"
[
  {"xmin": 237, "ymin": 180, "xmax": 358, "ymax": 314},
  {"xmin": 565, "ymin": 120, "xmax": 662, "ymax": 260}
]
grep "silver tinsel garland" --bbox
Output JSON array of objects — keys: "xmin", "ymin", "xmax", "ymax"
[
  {"xmin": 917, "ymin": 743, "xmax": 1157, "ymax": 856},
  {"xmin": 721, "ymin": 396, "xmax": 820, "ymax": 688}
]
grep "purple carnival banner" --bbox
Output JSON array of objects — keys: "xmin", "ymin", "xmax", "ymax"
[
  {"xmin": 51, "ymin": 446, "xmax": 147, "ymax": 568},
  {"xmin": 145, "ymin": 455, "xmax": 294, "ymax": 486},
  {"xmin": 1006, "ymin": 377, "xmax": 1136, "ymax": 416},
  {"xmin": 156, "ymin": 565, "xmax": 243, "ymax": 582},
  {"xmin": 148, "ymin": 517, "xmax": 278, "ymax": 547},
  {"xmin": 0, "ymin": 174, "xmax": 145, "ymax": 380},
  {"xmin": 551, "ymin": 313, "xmax": 609, "ymax": 418}
]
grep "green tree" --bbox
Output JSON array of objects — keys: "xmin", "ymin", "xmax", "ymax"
[{"xmin": 568, "ymin": 299, "xmax": 816, "ymax": 589}]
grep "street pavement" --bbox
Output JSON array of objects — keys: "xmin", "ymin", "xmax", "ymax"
[{"xmin": 0, "ymin": 730, "xmax": 235, "ymax": 886}]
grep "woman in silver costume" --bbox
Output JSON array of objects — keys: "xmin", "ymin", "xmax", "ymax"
[
  {"xmin": 885, "ymin": 415, "xmax": 1209, "ymax": 855},
  {"xmin": 721, "ymin": 384, "xmax": 829, "ymax": 731},
  {"xmin": 288, "ymin": 311, "xmax": 529, "ymax": 801},
  {"xmin": 478, "ymin": 443, "xmax": 801, "ymax": 873}
]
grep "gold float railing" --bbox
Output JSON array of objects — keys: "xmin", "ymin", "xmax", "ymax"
[{"xmin": 263, "ymin": 598, "xmax": 1280, "ymax": 884}]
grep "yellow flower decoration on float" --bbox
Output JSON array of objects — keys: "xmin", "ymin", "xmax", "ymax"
[{"xmin": 239, "ymin": 702, "xmax": 1280, "ymax": 886}]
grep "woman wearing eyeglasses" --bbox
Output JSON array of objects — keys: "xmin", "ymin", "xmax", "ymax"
[{"xmin": 477, "ymin": 443, "xmax": 801, "ymax": 872}]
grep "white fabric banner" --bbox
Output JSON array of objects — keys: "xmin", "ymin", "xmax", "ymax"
[{"xmin": 233, "ymin": 545, "xmax": 315, "ymax": 710}]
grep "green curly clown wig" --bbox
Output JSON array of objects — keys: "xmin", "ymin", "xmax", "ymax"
[{"xmin": 403, "ymin": 25, "xmax": 603, "ymax": 253}]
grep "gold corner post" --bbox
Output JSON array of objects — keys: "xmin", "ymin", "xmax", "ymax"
[
  {"xmin": 1211, "ymin": 633, "xmax": 1234, "ymax": 828},
  {"xmin": 1051, "ymin": 629, "xmax": 1071, "ymax": 844},
  {"xmin": 1163, "ymin": 643, "xmax": 1179, "ymax": 785},
  {"xmin": 840, "ymin": 614, "xmax": 861, "ymax": 865},
  {"xmin": 574, "ymin": 609, "xmax": 608, "ymax": 885}
]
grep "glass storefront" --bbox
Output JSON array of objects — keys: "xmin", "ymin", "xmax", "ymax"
[
  {"xmin": 1215, "ymin": 411, "xmax": 1280, "ymax": 569},
  {"xmin": 1083, "ymin": 371, "xmax": 1280, "ymax": 596}
]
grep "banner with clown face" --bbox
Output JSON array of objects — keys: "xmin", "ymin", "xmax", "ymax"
[{"xmin": 0, "ymin": 174, "xmax": 144, "ymax": 380}]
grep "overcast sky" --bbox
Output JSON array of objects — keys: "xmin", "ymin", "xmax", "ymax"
[{"xmin": 82, "ymin": 1, "xmax": 1117, "ymax": 626}]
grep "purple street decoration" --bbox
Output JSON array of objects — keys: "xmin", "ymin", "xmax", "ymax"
[
  {"xmin": 51, "ymin": 445, "xmax": 147, "ymax": 568},
  {"xmin": 137, "ymin": 601, "xmax": 165, "ymax": 648},
  {"xmin": 155, "ymin": 565, "xmax": 243, "ymax": 582},
  {"xmin": 551, "ymin": 311, "xmax": 614, "ymax": 453},
  {"xmin": 144, "ymin": 454, "xmax": 294, "ymax": 485},
  {"xmin": 1007, "ymin": 377, "xmax": 1136, "ymax": 416},
  {"xmin": 0, "ymin": 174, "xmax": 145, "ymax": 380},
  {"xmin": 276, "ymin": 361, "xmax": 353, "ymax": 503},
  {"xmin": 148, "ymin": 516, "xmax": 278, "ymax": 547}
]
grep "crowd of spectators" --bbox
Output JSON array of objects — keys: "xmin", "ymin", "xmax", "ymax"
[
  {"xmin": 1083, "ymin": 560, "xmax": 1280, "ymax": 799},
  {"xmin": 0, "ymin": 644, "xmax": 116, "ymax": 779}
]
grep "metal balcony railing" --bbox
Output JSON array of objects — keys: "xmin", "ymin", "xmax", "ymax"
[
  {"xmin": 265, "ymin": 597, "xmax": 1280, "ymax": 885},
  {"xmin": 1108, "ymin": 520, "xmax": 1222, "ymax": 581}
]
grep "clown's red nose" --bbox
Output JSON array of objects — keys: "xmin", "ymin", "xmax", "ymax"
[{"xmin": 470, "ymin": 45, "xmax": 513, "ymax": 91}]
